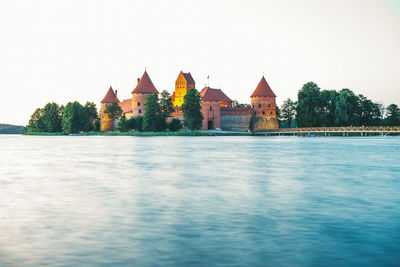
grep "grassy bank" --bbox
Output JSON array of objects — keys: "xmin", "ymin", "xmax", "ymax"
[
  {"xmin": 23, "ymin": 132, "xmax": 66, "ymax": 136},
  {"xmin": 86, "ymin": 131, "xmax": 243, "ymax": 136},
  {"xmin": 22, "ymin": 131, "xmax": 251, "ymax": 136}
]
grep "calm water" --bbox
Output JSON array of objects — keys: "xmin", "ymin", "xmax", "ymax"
[{"xmin": 0, "ymin": 135, "xmax": 400, "ymax": 266}]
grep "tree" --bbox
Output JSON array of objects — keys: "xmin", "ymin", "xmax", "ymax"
[
  {"xmin": 135, "ymin": 116, "xmax": 144, "ymax": 132},
  {"xmin": 156, "ymin": 114, "xmax": 167, "ymax": 131},
  {"xmin": 160, "ymin": 90, "xmax": 175, "ymax": 117},
  {"xmin": 334, "ymin": 89, "xmax": 358, "ymax": 126},
  {"xmin": 181, "ymin": 88, "xmax": 203, "ymax": 131},
  {"xmin": 280, "ymin": 98, "xmax": 297, "ymax": 128},
  {"xmin": 27, "ymin": 108, "xmax": 46, "ymax": 132},
  {"xmin": 84, "ymin": 102, "xmax": 98, "ymax": 131},
  {"xmin": 104, "ymin": 102, "xmax": 122, "ymax": 121},
  {"xmin": 296, "ymin": 82, "xmax": 321, "ymax": 127},
  {"xmin": 42, "ymin": 102, "xmax": 62, "ymax": 132},
  {"xmin": 319, "ymin": 90, "xmax": 338, "ymax": 126},
  {"xmin": 168, "ymin": 118, "xmax": 182, "ymax": 132},
  {"xmin": 232, "ymin": 100, "xmax": 251, "ymax": 108},
  {"xmin": 386, "ymin": 104, "xmax": 400, "ymax": 126},
  {"xmin": 127, "ymin": 117, "xmax": 137, "ymax": 130},
  {"xmin": 62, "ymin": 101, "xmax": 88, "ymax": 134},
  {"xmin": 356, "ymin": 95, "xmax": 382, "ymax": 126},
  {"xmin": 143, "ymin": 94, "xmax": 162, "ymax": 132},
  {"xmin": 117, "ymin": 115, "xmax": 130, "ymax": 132}
]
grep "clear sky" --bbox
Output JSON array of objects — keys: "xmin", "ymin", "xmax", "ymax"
[{"xmin": 1, "ymin": 0, "xmax": 399, "ymax": 125}]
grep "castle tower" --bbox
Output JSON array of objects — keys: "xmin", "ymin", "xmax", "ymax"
[
  {"xmin": 173, "ymin": 71, "xmax": 195, "ymax": 107},
  {"xmin": 131, "ymin": 71, "xmax": 159, "ymax": 116},
  {"xmin": 250, "ymin": 76, "xmax": 279, "ymax": 130},
  {"xmin": 199, "ymin": 87, "xmax": 233, "ymax": 130},
  {"xmin": 100, "ymin": 86, "xmax": 121, "ymax": 132}
]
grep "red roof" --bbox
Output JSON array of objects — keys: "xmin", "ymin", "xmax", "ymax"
[
  {"xmin": 132, "ymin": 71, "xmax": 159, "ymax": 94},
  {"xmin": 182, "ymin": 72, "xmax": 195, "ymax": 85},
  {"xmin": 200, "ymin": 87, "xmax": 233, "ymax": 102},
  {"xmin": 251, "ymin": 76, "xmax": 276, "ymax": 97},
  {"xmin": 121, "ymin": 99, "xmax": 132, "ymax": 113},
  {"xmin": 101, "ymin": 86, "xmax": 121, "ymax": 103}
]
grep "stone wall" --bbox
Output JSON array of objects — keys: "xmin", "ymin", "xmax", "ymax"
[
  {"xmin": 252, "ymin": 116, "xmax": 279, "ymax": 132},
  {"xmin": 220, "ymin": 114, "xmax": 252, "ymax": 132}
]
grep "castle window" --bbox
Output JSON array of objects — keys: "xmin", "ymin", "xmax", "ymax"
[
  {"xmin": 268, "ymin": 104, "xmax": 271, "ymax": 107},
  {"xmin": 270, "ymin": 111, "xmax": 273, "ymax": 115},
  {"xmin": 139, "ymin": 110, "xmax": 141, "ymax": 114},
  {"xmin": 210, "ymin": 106, "xmax": 212, "ymax": 111},
  {"xmin": 259, "ymin": 104, "xmax": 261, "ymax": 108},
  {"xmin": 262, "ymin": 111, "xmax": 265, "ymax": 115},
  {"xmin": 138, "ymin": 102, "xmax": 140, "ymax": 106}
]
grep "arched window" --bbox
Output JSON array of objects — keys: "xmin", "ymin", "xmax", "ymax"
[
  {"xmin": 270, "ymin": 111, "xmax": 273, "ymax": 115},
  {"xmin": 262, "ymin": 111, "xmax": 265, "ymax": 115},
  {"xmin": 138, "ymin": 102, "xmax": 140, "ymax": 106},
  {"xmin": 259, "ymin": 104, "xmax": 261, "ymax": 108},
  {"xmin": 139, "ymin": 110, "xmax": 141, "ymax": 114},
  {"xmin": 268, "ymin": 104, "xmax": 271, "ymax": 107},
  {"xmin": 210, "ymin": 106, "xmax": 212, "ymax": 111}
]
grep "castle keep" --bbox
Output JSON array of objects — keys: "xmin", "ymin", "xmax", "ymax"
[{"xmin": 100, "ymin": 71, "xmax": 279, "ymax": 132}]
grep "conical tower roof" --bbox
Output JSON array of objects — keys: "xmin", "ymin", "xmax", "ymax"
[
  {"xmin": 101, "ymin": 86, "xmax": 121, "ymax": 103},
  {"xmin": 132, "ymin": 71, "xmax": 159, "ymax": 94},
  {"xmin": 251, "ymin": 76, "xmax": 276, "ymax": 97}
]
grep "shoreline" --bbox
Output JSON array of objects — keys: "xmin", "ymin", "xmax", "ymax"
[{"xmin": 19, "ymin": 130, "xmax": 400, "ymax": 137}]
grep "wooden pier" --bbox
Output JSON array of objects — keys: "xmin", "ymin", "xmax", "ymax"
[{"xmin": 257, "ymin": 126, "xmax": 400, "ymax": 136}]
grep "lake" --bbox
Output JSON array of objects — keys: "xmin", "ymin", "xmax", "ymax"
[{"xmin": 1, "ymin": 135, "xmax": 400, "ymax": 266}]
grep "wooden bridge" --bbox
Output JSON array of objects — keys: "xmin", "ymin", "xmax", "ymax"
[{"xmin": 258, "ymin": 126, "xmax": 400, "ymax": 136}]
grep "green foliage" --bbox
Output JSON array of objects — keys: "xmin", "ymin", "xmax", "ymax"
[
  {"xmin": 296, "ymin": 83, "xmax": 385, "ymax": 127},
  {"xmin": 117, "ymin": 115, "xmax": 130, "ymax": 132},
  {"xmin": 135, "ymin": 116, "xmax": 144, "ymax": 132},
  {"xmin": 280, "ymin": 98, "xmax": 297, "ymax": 128},
  {"xmin": 42, "ymin": 102, "xmax": 62, "ymax": 132},
  {"xmin": 84, "ymin": 102, "xmax": 99, "ymax": 131},
  {"xmin": 156, "ymin": 114, "xmax": 167, "ymax": 131},
  {"xmin": 386, "ymin": 104, "xmax": 400, "ymax": 126},
  {"xmin": 104, "ymin": 102, "xmax": 122, "ymax": 121},
  {"xmin": 356, "ymin": 95, "xmax": 382, "ymax": 126},
  {"xmin": 27, "ymin": 108, "xmax": 46, "ymax": 132},
  {"xmin": 296, "ymin": 82, "xmax": 321, "ymax": 127},
  {"xmin": 168, "ymin": 118, "xmax": 182, "ymax": 132},
  {"xmin": 27, "ymin": 102, "xmax": 62, "ymax": 133},
  {"xmin": 62, "ymin": 101, "xmax": 88, "ymax": 134},
  {"xmin": 232, "ymin": 100, "xmax": 251, "ymax": 108},
  {"xmin": 319, "ymin": 90, "xmax": 338, "ymax": 126},
  {"xmin": 143, "ymin": 94, "xmax": 162, "ymax": 132},
  {"xmin": 127, "ymin": 117, "xmax": 137, "ymax": 130},
  {"xmin": 181, "ymin": 88, "xmax": 203, "ymax": 131},
  {"xmin": 160, "ymin": 90, "xmax": 175, "ymax": 117}
]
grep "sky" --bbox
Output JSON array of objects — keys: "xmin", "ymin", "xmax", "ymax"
[{"xmin": 0, "ymin": 0, "xmax": 399, "ymax": 125}]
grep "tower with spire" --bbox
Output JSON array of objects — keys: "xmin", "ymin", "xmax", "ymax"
[
  {"xmin": 250, "ymin": 76, "xmax": 279, "ymax": 130},
  {"xmin": 131, "ymin": 71, "xmax": 159, "ymax": 116},
  {"xmin": 100, "ymin": 86, "xmax": 121, "ymax": 132}
]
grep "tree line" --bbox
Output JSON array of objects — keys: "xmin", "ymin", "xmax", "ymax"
[
  {"xmin": 26, "ymin": 101, "xmax": 99, "ymax": 134},
  {"xmin": 26, "ymin": 88, "xmax": 204, "ymax": 134},
  {"xmin": 278, "ymin": 82, "xmax": 400, "ymax": 128}
]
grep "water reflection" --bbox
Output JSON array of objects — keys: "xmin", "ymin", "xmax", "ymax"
[{"xmin": 0, "ymin": 135, "xmax": 400, "ymax": 266}]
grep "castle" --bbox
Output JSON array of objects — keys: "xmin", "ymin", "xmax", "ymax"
[{"xmin": 100, "ymin": 71, "xmax": 279, "ymax": 132}]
